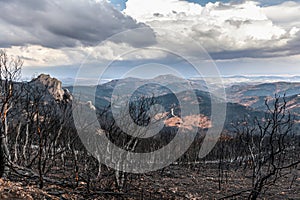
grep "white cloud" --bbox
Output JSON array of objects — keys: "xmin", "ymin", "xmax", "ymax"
[
  {"xmin": 6, "ymin": 46, "xmax": 84, "ymax": 67},
  {"xmin": 262, "ymin": 1, "xmax": 300, "ymax": 28},
  {"xmin": 124, "ymin": 0, "xmax": 300, "ymax": 59},
  {"xmin": 6, "ymin": 41, "xmax": 167, "ymax": 67},
  {"xmin": 124, "ymin": 0, "xmax": 204, "ymax": 22}
]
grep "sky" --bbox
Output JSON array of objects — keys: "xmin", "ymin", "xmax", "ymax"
[
  {"xmin": 1, "ymin": 0, "xmax": 300, "ymax": 82},
  {"xmin": 109, "ymin": 0, "xmax": 300, "ymax": 9}
]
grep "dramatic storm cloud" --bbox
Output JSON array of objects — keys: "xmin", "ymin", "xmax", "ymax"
[{"xmin": 0, "ymin": 0, "xmax": 155, "ymax": 48}]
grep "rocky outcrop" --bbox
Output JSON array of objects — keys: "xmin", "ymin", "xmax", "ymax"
[
  {"xmin": 30, "ymin": 74, "xmax": 63, "ymax": 100},
  {"xmin": 29, "ymin": 74, "xmax": 72, "ymax": 102},
  {"xmin": 4, "ymin": 74, "xmax": 74, "ymax": 125}
]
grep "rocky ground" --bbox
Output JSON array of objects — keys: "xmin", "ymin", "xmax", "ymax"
[{"xmin": 1, "ymin": 163, "xmax": 299, "ymax": 199}]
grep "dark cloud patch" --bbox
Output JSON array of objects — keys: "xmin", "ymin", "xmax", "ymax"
[
  {"xmin": 285, "ymin": 33, "xmax": 300, "ymax": 50},
  {"xmin": 225, "ymin": 19, "xmax": 252, "ymax": 28},
  {"xmin": 210, "ymin": 32, "xmax": 300, "ymax": 60},
  {"xmin": 153, "ymin": 13, "xmax": 164, "ymax": 17},
  {"xmin": 269, "ymin": 33, "xmax": 300, "ymax": 58},
  {"xmin": 0, "ymin": 0, "xmax": 156, "ymax": 48},
  {"xmin": 110, "ymin": 28, "xmax": 157, "ymax": 47},
  {"xmin": 19, "ymin": 56, "xmax": 38, "ymax": 62},
  {"xmin": 210, "ymin": 48, "xmax": 269, "ymax": 60}
]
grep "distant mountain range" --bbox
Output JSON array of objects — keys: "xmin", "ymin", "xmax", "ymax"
[
  {"xmin": 16, "ymin": 74, "xmax": 300, "ymax": 132},
  {"xmin": 57, "ymin": 75, "xmax": 300, "ymax": 87},
  {"xmin": 226, "ymin": 82, "xmax": 300, "ymax": 114},
  {"xmin": 66, "ymin": 74, "xmax": 269, "ymax": 131}
]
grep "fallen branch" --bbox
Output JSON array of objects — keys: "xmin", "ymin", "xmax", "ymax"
[{"xmin": 8, "ymin": 162, "xmax": 73, "ymax": 187}]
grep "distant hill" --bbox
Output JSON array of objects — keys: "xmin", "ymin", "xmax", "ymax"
[
  {"xmin": 67, "ymin": 75, "xmax": 266, "ymax": 131},
  {"xmin": 226, "ymin": 82, "xmax": 300, "ymax": 114}
]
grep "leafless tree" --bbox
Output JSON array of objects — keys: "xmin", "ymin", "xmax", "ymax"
[
  {"xmin": 0, "ymin": 50, "xmax": 22, "ymax": 178},
  {"xmin": 83, "ymin": 94, "xmax": 167, "ymax": 191},
  {"xmin": 232, "ymin": 95, "xmax": 300, "ymax": 199}
]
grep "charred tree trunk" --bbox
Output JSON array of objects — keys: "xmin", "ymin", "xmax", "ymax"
[
  {"xmin": 0, "ymin": 134, "xmax": 10, "ymax": 178},
  {"xmin": 0, "ymin": 113, "xmax": 12, "ymax": 178},
  {"xmin": 0, "ymin": 137, "xmax": 5, "ymax": 177}
]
